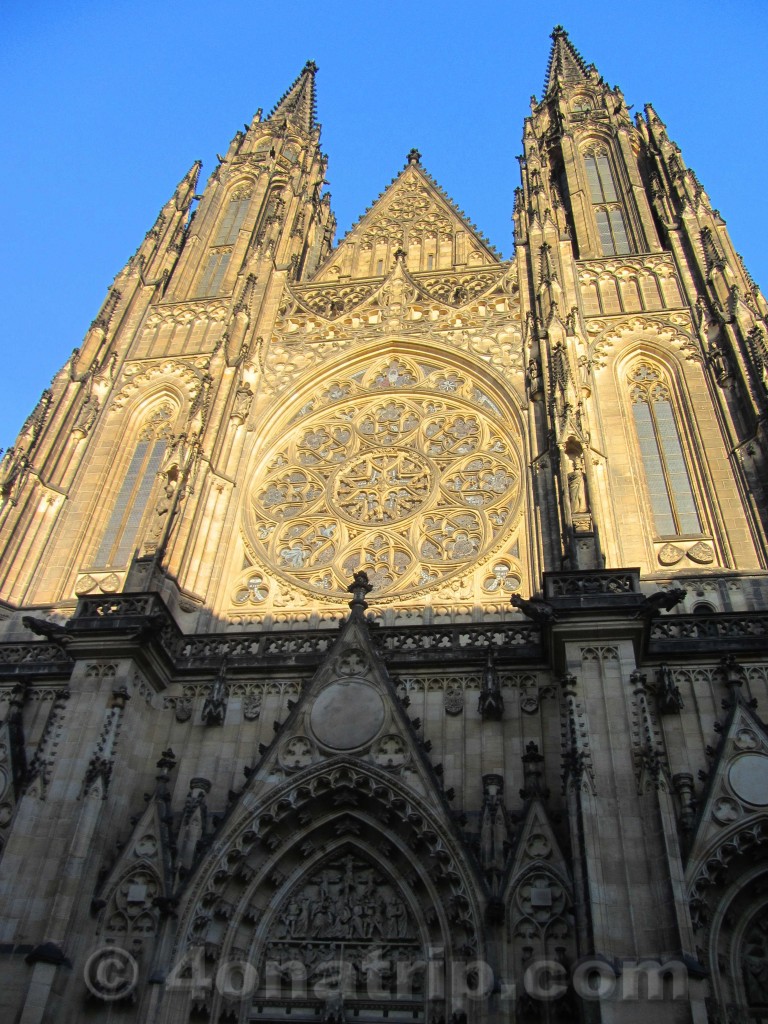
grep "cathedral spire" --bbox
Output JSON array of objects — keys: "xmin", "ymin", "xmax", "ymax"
[
  {"xmin": 173, "ymin": 159, "xmax": 202, "ymax": 212},
  {"xmin": 267, "ymin": 60, "xmax": 318, "ymax": 132},
  {"xmin": 543, "ymin": 25, "xmax": 591, "ymax": 96}
]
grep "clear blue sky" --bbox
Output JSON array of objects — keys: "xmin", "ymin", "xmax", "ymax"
[{"xmin": 1, "ymin": 0, "xmax": 766, "ymax": 448}]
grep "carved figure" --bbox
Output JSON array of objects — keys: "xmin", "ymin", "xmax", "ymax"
[
  {"xmin": 567, "ymin": 456, "xmax": 588, "ymax": 513},
  {"xmin": 145, "ymin": 482, "xmax": 176, "ymax": 548},
  {"xmin": 635, "ymin": 587, "xmax": 687, "ymax": 618},
  {"xmin": 744, "ymin": 950, "xmax": 768, "ymax": 1006},
  {"xmin": 22, "ymin": 616, "xmax": 67, "ymax": 641},
  {"xmin": 72, "ymin": 395, "xmax": 99, "ymax": 439},
  {"xmin": 231, "ymin": 383, "xmax": 253, "ymax": 424},
  {"xmin": 510, "ymin": 593, "xmax": 558, "ymax": 625}
]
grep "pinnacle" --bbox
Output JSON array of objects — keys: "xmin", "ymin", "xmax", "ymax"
[
  {"xmin": 543, "ymin": 25, "xmax": 590, "ymax": 97},
  {"xmin": 267, "ymin": 60, "xmax": 319, "ymax": 133}
]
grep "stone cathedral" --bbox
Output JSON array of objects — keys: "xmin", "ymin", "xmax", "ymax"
[{"xmin": 1, "ymin": 25, "xmax": 768, "ymax": 1024}]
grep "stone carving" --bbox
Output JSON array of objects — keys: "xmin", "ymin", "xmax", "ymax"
[
  {"xmin": 371, "ymin": 735, "xmax": 409, "ymax": 769},
  {"xmin": 72, "ymin": 394, "xmax": 99, "ymax": 440},
  {"xmin": 174, "ymin": 697, "xmax": 193, "ymax": 723},
  {"xmin": 743, "ymin": 922, "xmax": 768, "ymax": 1007},
  {"xmin": 279, "ymin": 736, "xmax": 315, "ymax": 770},
  {"xmin": 143, "ymin": 481, "xmax": 177, "ymax": 555},
  {"xmin": 687, "ymin": 541, "xmax": 715, "ymax": 565},
  {"xmin": 443, "ymin": 686, "xmax": 464, "ymax": 715},
  {"xmin": 201, "ymin": 662, "xmax": 228, "ymax": 726},
  {"xmin": 273, "ymin": 854, "xmax": 414, "ymax": 945},
  {"xmin": 231, "ymin": 383, "xmax": 253, "ymax": 425},
  {"xmin": 658, "ymin": 543, "xmax": 685, "ymax": 566},
  {"xmin": 478, "ymin": 650, "xmax": 504, "ymax": 720},
  {"xmin": 655, "ymin": 664, "xmax": 684, "ymax": 713},
  {"xmin": 567, "ymin": 457, "xmax": 588, "ymax": 513},
  {"xmin": 243, "ymin": 693, "xmax": 262, "ymax": 721},
  {"xmin": 480, "ymin": 775, "xmax": 508, "ymax": 882}
]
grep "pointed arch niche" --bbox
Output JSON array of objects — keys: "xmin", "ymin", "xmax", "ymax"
[
  {"xmin": 690, "ymin": 824, "xmax": 768, "ymax": 1022},
  {"xmin": 625, "ymin": 358, "xmax": 703, "ymax": 539},
  {"xmin": 580, "ymin": 145, "xmax": 632, "ymax": 256},
  {"xmin": 195, "ymin": 180, "xmax": 256, "ymax": 298},
  {"xmin": 88, "ymin": 395, "xmax": 183, "ymax": 572},
  {"xmin": 163, "ymin": 761, "xmax": 485, "ymax": 1024}
]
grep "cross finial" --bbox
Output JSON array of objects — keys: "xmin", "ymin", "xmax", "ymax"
[{"xmin": 347, "ymin": 571, "xmax": 373, "ymax": 615}]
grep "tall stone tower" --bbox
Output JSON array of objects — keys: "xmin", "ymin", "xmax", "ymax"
[{"xmin": 0, "ymin": 30, "xmax": 767, "ymax": 1024}]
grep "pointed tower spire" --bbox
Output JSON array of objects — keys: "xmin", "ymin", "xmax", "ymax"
[
  {"xmin": 268, "ymin": 60, "xmax": 318, "ymax": 133},
  {"xmin": 543, "ymin": 25, "xmax": 590, "ymax": 96},
  {"xmin": 173, "ymin": 159, "xmax": 202, "ymax": 212}
]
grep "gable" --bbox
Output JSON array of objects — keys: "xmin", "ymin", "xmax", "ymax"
[{"xmin": 313, "ymin": 161, "xmax": 500, "ymax": 282}]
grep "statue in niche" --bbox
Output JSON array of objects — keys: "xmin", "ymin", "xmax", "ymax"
[
  {"xmin": 567, "ymin": 456, "xmax": 588, "ymax": 513},
  {"xmin": 144, "ymin": 478, "xmax": 177, "ymax": 553},
  {"xmin": 527, "ymin": 358, "xmax": 542, "ymax": 395},
  {"xmin": 72, "ymin": 395, "xmax": 99, "ymax": 439},
  {"xmin": 744, "ymin": 950, "xmax": 768, "ymax": 1006},
  {"xmin": 231, "ymin": 383, "xmax": 253, "ymax": 425}
]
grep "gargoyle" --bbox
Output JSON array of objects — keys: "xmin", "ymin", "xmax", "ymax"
[
  {"xmin": 635, "ymin": 587, "xmax": 687, "ymax": 618},
  {"xmin": 510, "ymin": 593, "xmax": 558, "ymax": 625},
  {"xmin": 22, "ymin": 616, "xmax": 68, "ymax": 642}
]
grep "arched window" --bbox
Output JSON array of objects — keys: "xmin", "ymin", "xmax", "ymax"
[
  {"xmin": 196, "ymin": 188, "xmax": 252, "ymax": 297},
  {"xmin": 584, "ymin": 150, "xmax": 631, "ymax": 255},
  {"xmin": 214, "ymin": 188, "xmax": 252, "ymax": 245},
  {"xmin": 93, "ymin": 405, "xmax": 174, "ymax": 567},
  {"xmin": 628, "ymin": 363, "xmax": 702, "ymax": 536}
]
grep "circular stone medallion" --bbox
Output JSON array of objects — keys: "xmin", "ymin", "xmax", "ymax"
[
  {"xmin": 310, "ymin": 681, "xmax": 385, "ymax": 750},
  {"xmin": 728, "ymin": 753, "xmax": 768, "ymax": 806}
]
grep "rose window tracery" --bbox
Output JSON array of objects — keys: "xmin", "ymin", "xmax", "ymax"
[{"xmin": 245, "ymin": 358, "xmax": 522, "ymax": 601}]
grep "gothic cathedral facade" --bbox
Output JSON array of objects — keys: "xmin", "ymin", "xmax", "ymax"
[{"xmin": 1, "ymin": 27, "xmax": 767, "ymax": 1024}]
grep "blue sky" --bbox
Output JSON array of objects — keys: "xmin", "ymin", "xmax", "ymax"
[{"xmin": 1, "ymin": 1, "xmax": 766, "ymax": 447}]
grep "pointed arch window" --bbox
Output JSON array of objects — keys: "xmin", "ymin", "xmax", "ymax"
[
  {"xmin": 93, "ymin": 405, "xmax": 173, "ymax": 567},
  {"xmin": 214, "ymin": 188, "xmax": 252, "ymax": 246},
  {"xmin": 628, "ymin": 363, "xmax": 701, "ymax": 535},
  {"xmin": 584, "ymin": 150, "xmax": 631, "ymax": 255},
  {"xmin": 195, "ymin": 188, "xmax": 252, "ymax": 297}
]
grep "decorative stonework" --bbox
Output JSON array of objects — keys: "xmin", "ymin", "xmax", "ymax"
[{"xmin": 243, "ymin": 356, "xmax": 522, "ymax": 606}]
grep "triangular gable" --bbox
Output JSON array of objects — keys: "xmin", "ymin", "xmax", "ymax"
[
  {"xmin": 686, "ymin": 694, "xmax": 768, "ymax": 896},
  {"xmin": 92, "ymin": 787, "xmax": 176, "ymax": 949},
  {"xmin": 506, "ymin": 798, "xmax": 573, "ymax": 895},
  {"xmin": 232, "ymin": 584, "xmax": 456, "ymax": 811},
  {"xmin": 313, "ymin": 159, "xmax": 500, "ymax": 283}
]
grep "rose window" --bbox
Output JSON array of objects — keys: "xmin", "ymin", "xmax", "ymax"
[{"xmin": 245, "ymin": 359, "xmax": 521, "ymax": 601}]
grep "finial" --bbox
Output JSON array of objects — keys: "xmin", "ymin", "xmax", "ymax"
[
  {"xmin": 347, "ymin": 571, "xmax": 373, "ymax": 615},
  {"xmin": 304, "ymin": 60, "xmax": 318, "ymax": 73},
  {"xmin": 406, "ymin": 148, "xmax": 422, "ymax": 165},
  {"xmin": 551, "ymin": 24, "xmax": 566, "ymax": 37},
  {"xmin": 156, "ymin": 748, "xmax": 177, "ymax": 782},
  {"xmin": 393, "ymin": 247, "xmax": 407, "ymax": 264}
]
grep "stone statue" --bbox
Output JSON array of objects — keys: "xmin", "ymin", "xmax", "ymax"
[
  {"xmin": 146, "ymin": 482, "xmax": 176, "ymax": 548},
  {"xmin": 510, "ymin": 593, "xmax": 558, "ymax": 625},
  {"xmin": 568, "ymin": 456, "xmax": 588, "ymax": 513},
  {"xmin": 231, "ymin": 383, "xmax": 253, "ymax": 425},
  {"xmin": 72, "ymin": 395, "xmax": 99, "ymax": 439},
  {"xmin": 744, "ymin": 949, "xmax": 768, "ymax": 1006}
]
